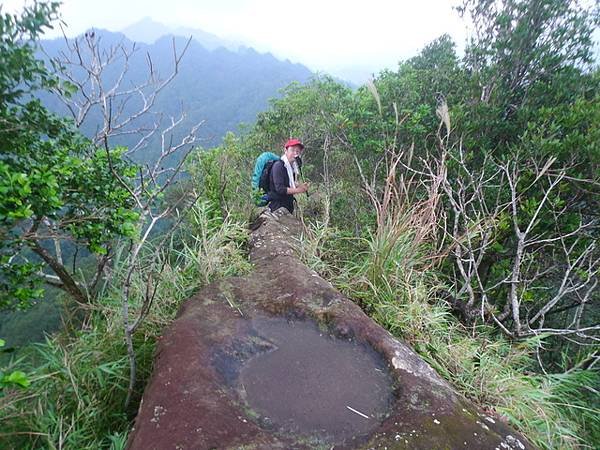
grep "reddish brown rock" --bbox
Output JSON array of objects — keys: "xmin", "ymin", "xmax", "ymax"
[{"xmin": 128, "ymin": 209, "xmax": 535, "ymax": 449}]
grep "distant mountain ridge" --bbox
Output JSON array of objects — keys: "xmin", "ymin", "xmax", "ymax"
[
  {"xmin": 39, "ymin": 29, "xmax": 314, "ymax": 163},
  {"xmin": 122, "ymin": 17, "xmax": 243, "ymax": 51},
  {"xmin": 120, "ymin": 18, "xmax": 361, "ymax": 86}
]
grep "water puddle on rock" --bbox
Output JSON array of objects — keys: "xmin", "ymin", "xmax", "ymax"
[{"xmin": 239, "ymin": 317, "xmax": 394, "ymax": 443}]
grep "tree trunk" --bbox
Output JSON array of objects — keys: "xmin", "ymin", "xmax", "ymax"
[{"xmin": 31, "ymin": 241, "xmax": 88, "ymax": 304}]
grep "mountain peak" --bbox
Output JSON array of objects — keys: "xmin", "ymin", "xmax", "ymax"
[
  {"xmin": 121, "ymin": 18, "xmax": 172, "ymax": 45},
  {"xmin": 120, "ymin": 18, "xmax": 240, "ymax": 51}
]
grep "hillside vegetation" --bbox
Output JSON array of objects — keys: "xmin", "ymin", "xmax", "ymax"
[{"xmin": 1, "ymin": 1, "xmax": 599, "ymax": 449}]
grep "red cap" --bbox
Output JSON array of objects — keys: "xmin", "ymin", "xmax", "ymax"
[{"xmin": 284, "ymin": 138, "xmax": 304, "ymax": 150}]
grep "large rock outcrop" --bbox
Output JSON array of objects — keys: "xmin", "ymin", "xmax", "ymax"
[{"xmin": 128, "ymin": 209, "xmax": 534, "ymax": 449}]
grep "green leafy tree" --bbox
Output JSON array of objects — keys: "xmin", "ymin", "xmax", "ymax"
[
  {"xmin": 354, "ymin": 35, "xmax": 466, "ymax": 155},
  {"xmin": 458, "ymin": 0, "xmax": 599, "ymax": 135},
  {"xmin": 0, "ymin": 1, "xmax": 139, "ymax": 309}
]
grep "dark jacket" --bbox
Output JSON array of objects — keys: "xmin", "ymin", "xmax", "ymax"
[{"xmin": 268, "ymin": 160, "xmax": 294, "ymax": 213}]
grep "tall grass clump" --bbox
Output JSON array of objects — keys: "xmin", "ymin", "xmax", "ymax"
[{"xmin": 0, "ymin": 201, "xmax": 250, "ymax": 449}]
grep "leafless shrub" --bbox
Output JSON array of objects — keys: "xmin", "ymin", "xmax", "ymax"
[
  {"xmin": 419, "ymin": 100, "xmax": 599, "ymax": 352},
  {"xmin": 47, "ymin": 29, "xmax": 204, "ymax": 405}
]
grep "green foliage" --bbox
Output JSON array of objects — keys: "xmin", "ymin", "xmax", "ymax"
[
  {"xmin": 186, "ymin": 133, "xmax": 255, "ymax": 224},
  {"xmin": 0, "ymin": 1, "xmax": 61, "ymax": 97},
  {"xmin": 456, "ymin": 0, "xmax": 600, "ymax": 150},
  {"xmin": 0, "ymin": 369, "xmax": 30, "ymax": 388},
  {"xmin": 0, "ymin": 338, "xmax": 31, "ymax": 391},
  {"xmin": 0, "ymin": 2, "xmax": 139, "ymax": 310},
  {"xmin": 174, "ymin": 201, "xmax": 252, "ymax": 287},
  {"xmin": 353, "ymin": 35, "xmax": 466, "ymax": 156},
  {"xmin": 252, "ymin": 76, "xmax": 353, "ymax": 148},
  {"xmin": 459, "ymin": 0, "xmax": 599, "ymax": 105},
  {"xmin": 0, "ymin": 203, "xmax": 250, "ymax": 448}
]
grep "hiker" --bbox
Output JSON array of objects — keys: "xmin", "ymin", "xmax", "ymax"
[{"xmin": 267, "ymin": 138, "xmax": 309, "ymax": 214}]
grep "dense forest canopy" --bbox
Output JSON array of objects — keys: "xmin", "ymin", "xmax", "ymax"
[{"xmin": 1, "ymin": 0, "xmax": 599, "ymax": 449}]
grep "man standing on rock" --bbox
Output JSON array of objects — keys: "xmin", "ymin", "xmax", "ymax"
[{"xmin": 267, "ymin": 138, "xmax": 309, "ymax": 214}]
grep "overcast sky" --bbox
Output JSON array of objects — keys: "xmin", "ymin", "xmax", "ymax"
[{"xmin": 4, "ymin": 0, "xmax": 471, "ymax": 80}]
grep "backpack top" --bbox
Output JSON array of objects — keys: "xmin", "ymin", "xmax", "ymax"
[{"xmin": 252, "ymin": 152, "xmax": 280, "ymax": 191}]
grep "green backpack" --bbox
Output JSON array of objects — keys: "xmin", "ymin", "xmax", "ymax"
[
  {"xmin": 252, "ymin": 152, "xmax": 280, "ymax": 190},
  {"xmin": 252, "ymin": 152, "xmax": 280, "ymax": 206}
]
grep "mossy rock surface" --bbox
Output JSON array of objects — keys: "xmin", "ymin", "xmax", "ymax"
[{"xmin": 128, "ymin": 209, "xmax": 534, "ymax": 450}]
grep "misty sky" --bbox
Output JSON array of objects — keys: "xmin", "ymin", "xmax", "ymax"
[{"xmin": 4, "ymin": 0, "xmax": 470, "ymax": 80}]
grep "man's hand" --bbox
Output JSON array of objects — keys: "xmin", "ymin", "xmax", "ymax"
[
  {"xmin": 297, "ymin": 182, "xmax": 309, "ymax": 194},
  {"xmin": 288, "ymin": 183, "xmax": 309, "ymax": 195}
]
